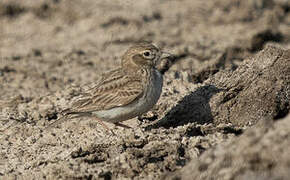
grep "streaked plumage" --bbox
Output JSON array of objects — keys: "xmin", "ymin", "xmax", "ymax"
[{"xmin": 49, "ymin": 43, "xmax": 173, "ymax": 131}]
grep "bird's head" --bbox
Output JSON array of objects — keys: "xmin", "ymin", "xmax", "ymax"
[{"xmin": 121, "ymin": 43, "xmax": 172, "ymax": 71}]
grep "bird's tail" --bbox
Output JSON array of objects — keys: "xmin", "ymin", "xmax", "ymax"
[{"xmin": 45, "ymin": 110, "xmax": 91, "ymax": 130}]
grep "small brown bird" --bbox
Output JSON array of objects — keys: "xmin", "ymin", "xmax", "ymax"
[{"xmin": 49, "ymin": 43, "xmax": 173, "ymax": 131}]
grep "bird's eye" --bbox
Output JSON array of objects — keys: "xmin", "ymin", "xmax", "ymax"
[{"xmin": 143, "ymin": 51, "xmax": 151, "ymax": 57}]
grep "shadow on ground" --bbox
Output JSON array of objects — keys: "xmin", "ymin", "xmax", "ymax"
[{"xmin": 146, "ymin": 85, "xmax": 222, "ymax": 129}]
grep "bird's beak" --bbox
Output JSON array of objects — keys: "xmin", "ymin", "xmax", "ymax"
[
  {"xmin": 156, "ymin": 52, "xmax": 175, "ymax": 74},
  {"xmin": 160, "ymin": 52, "xmax": 174, "ymax": 60}
]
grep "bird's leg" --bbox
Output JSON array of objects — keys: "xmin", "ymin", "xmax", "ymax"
[
  {"xmin": 94, "ymin": 117, "xmax": 115, "ymax": 135},
  {"xmin": 114, "ymin": 122, "xmax": 132, "ymax": 129}
]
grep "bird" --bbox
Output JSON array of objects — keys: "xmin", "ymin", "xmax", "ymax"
[{"xmin": 48, "ymin": 42, "xmax": 174, "ymax": 132}]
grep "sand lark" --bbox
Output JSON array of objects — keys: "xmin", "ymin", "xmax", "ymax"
[{"xmin": 49, "ymin": 43, "xmax": 173, "ymax": 131}]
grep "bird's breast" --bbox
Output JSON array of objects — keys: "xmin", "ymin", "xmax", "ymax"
[{"xmin": 94, "ymin": 69, "xmax": 163, "ymax": 123}]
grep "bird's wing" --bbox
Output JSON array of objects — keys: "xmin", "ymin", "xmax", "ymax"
[{"xmin": 68, "ymin": 68, "xmax": 144, "ymax": 113}]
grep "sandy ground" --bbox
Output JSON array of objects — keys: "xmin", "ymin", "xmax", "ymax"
[{"xmin": 0, "ymin": 0, "xmax": 289, "ymax": 179}]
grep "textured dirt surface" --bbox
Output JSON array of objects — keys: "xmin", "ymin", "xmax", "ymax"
[
  {"xmin": 168, "ymin": 114, "xmax": 290, "ymax": 180},
  {"xmin": 0, "ymin": 0, "xmax": 289, "ymax": 179}
]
